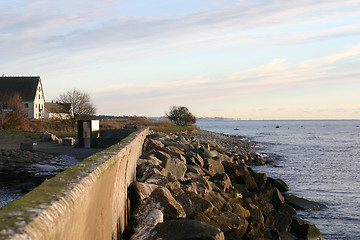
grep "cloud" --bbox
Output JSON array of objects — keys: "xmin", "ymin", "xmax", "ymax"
[{"xmin": 92, "ymin": 44, "xmax": 360, "ymax": 109}]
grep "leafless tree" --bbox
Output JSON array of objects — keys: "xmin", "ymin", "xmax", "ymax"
[
  {"xmin": 57, "ymin": 89, "xmax": 96, "ymax": 129},
  {"xmin": 1, "ymin": 93, "xmax": 28, "ymax": 129}
]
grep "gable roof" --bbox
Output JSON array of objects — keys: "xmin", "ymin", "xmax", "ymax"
[
  {"xmin": 45, "ymin": 102, "xmax": 72, "ymax": 114},
  {"xmin": 0, "ymin": 76, "xmax": 41, "ymax": 101}
]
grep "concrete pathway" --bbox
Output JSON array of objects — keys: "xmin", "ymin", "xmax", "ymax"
[{"xmin": 0, "ymin": 131, "xmax": 103, "ymax": 161}]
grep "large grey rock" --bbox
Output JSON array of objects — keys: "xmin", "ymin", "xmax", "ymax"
[
  {"xmin": 150, "ymin": 219, "xmax": 224, "ymax": 240},
  {"xmin": 205, "ymin": 158, "xmax": 225, "ymax": 176},
  {"xmin": 161, "ymin": 157, "xmax": 187, "ymax": 180},
  {"xmin": 130, "ymin": 209, "xmax": 163, "ymax": 240},
  {"xmin": 143, "ymin": 138, "xmax": 164, "ymax": 153},
  {"xmin": 284, "ymin": 194, "xmax": 324, "ymax": 211},
  {"xmin": 147, "ymin": 187, "xmax": 186, "ymax": 219}
]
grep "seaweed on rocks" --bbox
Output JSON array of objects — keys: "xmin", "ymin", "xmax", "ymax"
[{"xmin": 126, "ymin": 130, "xmax": 324, "ymax": 240}]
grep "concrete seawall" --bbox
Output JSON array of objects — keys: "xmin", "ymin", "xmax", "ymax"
[{"xmin": 0, "ymin": 128, "xmax": 149, "ymax": 240}]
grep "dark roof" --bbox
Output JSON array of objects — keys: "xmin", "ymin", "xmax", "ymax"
[
  {"xmin": 0, "ymin": 76, "xmax": 41, "ymax": 101},
  {"xmin": 45, "ymin": 102, "xmax": 72, "ymax": 113}
]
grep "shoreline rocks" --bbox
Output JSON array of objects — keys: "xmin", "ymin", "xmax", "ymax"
[{"xmin": 126, "ymin": 130, "xmax": 324, "ymax": 240}]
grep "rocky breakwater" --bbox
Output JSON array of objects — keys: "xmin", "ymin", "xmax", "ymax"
[{"xmin": 125, "ymin": 131, "xmax": 324, "ymax": 240}]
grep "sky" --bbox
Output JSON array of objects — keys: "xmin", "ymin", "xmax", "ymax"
[{"xmin": 1, "ymin": 0, "xmax": 360, "ymax": 120}]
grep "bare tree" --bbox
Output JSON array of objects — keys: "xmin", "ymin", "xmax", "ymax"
[
  {"xmin": 57, "ymin": 89, "xmax": 96, "ymax": 122},
  {"xmin": 1, "ymin": 93, "xmax": 28, "ymax": 129},
  {"xmin": 166, "ymin": 106, "xmax": 196, "ymax": 126}
]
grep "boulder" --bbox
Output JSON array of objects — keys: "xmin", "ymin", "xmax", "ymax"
[
  {"xmin": 205, "ymin": 158, "xmax": 225, "ymax": 176},
  {"xmin": 267, "ymin": 177, "xmax": 289, "ymax": 192},
  {"xmin": 130, "ymin": 209, "xmax": 163, "ymax": 240},
  {"xmin": 195, "ymin": 211, "xmax": 249, "ymax": 239},
  {"xmin": 182, "ymin": 175, "xmax": 213, "ymax": 196},
  {"xmin": 162, "ymin": 146, "xmax": 187, "ymax": 163},
  {"xmin": 228, "ymin": 198, "xmax": 251, "ymax": 219},
  {"xmin": 186, "ymin": 165, "xmax": 205, "ymax": 176},
  {"xmin": 210, "ymin": 173, "xmax": 233, "ymax": 192},
  {"xmin": 265, "ymin": 209, "xmax": 293, "ymax": 232},
  {"xmin": 290, "ymin": 218, "xmax": 324, "ymax": 240},
  {"xmin": 150, "ymin": 219, "xmax": 224, "ymax": 240},
  {"xmin": 176, "ymin": 191, "xmax": 214, "ymax": 218},
  {"xmin": 222, "ymin": 161, "xmax": 249, "ymax": 180},
  {"xmin": 270, "ymin": 188, "xmax": 285, "ymax": 209},
  {"xmin": 128, "ymin": 181, "xmax": 158, "ymax": 210},
  {"xmin": 204, "ymin": 191, "xmax": 230, "ymax": 211},
  {"xmin": 186, "ymin": 151, "xmax": 204, "ymax": 167},
  {"xmin": 284, "ymin": 194, "xmax": 324, "ymax": 211},
  {"xmin": 133, "ymin": 186, "xmax": 185, "ymax": 221},
  {"xmin": 143, "ymin": 138, "xmax": 164, "ymax": 153},
  {"xmin": 237, "ymin": 174, "xmax": 258, "ymax": 191},
  {"xmin": 62, "ymin": 137, "xmax": 75, "ymax": 146},
  {"xmin": 161, "ymin": 157, "xmax": 187, "ymax": 180},
  {"xmin": 40, "ymin": 131, "xmax": 56, "ymax": 142},
  {"xmin": 154, "ymin": 150, "xmax": 172, "ymax": 162}
]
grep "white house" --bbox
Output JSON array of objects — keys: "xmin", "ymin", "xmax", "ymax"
[
  {"xmin": 0, "ymin": 76, "xmax": 45, "ymax": 119},
  {"xmin": 44, "ymin": 102, "xmax": 73, "ymax": 119}
]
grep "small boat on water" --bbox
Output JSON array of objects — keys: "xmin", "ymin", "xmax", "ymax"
[{"xmin": 234, "ymin": 128, "xmax": 239, "ymax": 130}]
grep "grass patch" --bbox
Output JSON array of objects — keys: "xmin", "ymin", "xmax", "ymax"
[
  {"xmin": 0, "ymin": 129, "xmax": 41, "ymax": 139},
  {"xmin": 150, "ymin": 125, "xmax": 198, "ymax": 135},
  {"xmin": 0, "ymin": 129, "xmax": 77, "ymax": 140}
]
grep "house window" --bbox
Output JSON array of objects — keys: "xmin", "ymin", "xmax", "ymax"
[{"xmin": 25, "ymin": 104, "xmax": 28, "ymax": 108}]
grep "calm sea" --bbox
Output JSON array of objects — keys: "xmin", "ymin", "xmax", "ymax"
[{"xmin": 197, "ymin": 120, "xmax": 360, "ymax": 240}]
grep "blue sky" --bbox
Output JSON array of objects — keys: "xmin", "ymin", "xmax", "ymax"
[{"xmin": 1, "ymin": 0, "xmax": 360, "ymax": 119}]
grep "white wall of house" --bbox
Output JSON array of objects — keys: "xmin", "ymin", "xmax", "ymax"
[
  {"xmin": 44, "ymin": 110, "xmax": 71, "ymax": 120},
  {"xmin": 32, "ymin": 81, "xmax": 45, "ymax": 119}
]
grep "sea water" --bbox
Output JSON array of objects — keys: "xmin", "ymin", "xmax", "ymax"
[{"xmin": 197, "ymin": 120, "xmax": 360, "ymax": 240}]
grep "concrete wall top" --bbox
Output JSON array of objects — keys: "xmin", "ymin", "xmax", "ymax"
[{"xmin": 0, "ymin": 128, "xmax": 149, "ymax": 240}]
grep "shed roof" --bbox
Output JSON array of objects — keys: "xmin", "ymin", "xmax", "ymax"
[
  {"xmin": 44, "ymin": 102, "xmax": 72, "ymax": 113},
  {"xmin": 0, "ymin": 76, "xmax": 41, "ymax": 101}
]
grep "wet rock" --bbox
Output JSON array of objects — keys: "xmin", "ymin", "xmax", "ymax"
[
  {"xmin": 267, "ymin": 177, "xmax": 289, "ymax": 192},
  {"xmin": 290, "ymin": 218, "xmax": 324, "ymax": 240},
  {"xmin": 265, "ymin": 209, "xmax": 293, "ymax": 232},
  {"xmin": 150, "ymin": 219, "xmax": 225, "ymax": 240},
  {"xmin": 270, "ymin": 188, "xmax": 285, "ymax": 209},
  {"xmin": 284, "ymin": 194, "xmax": 324, "ymax": 211}
]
